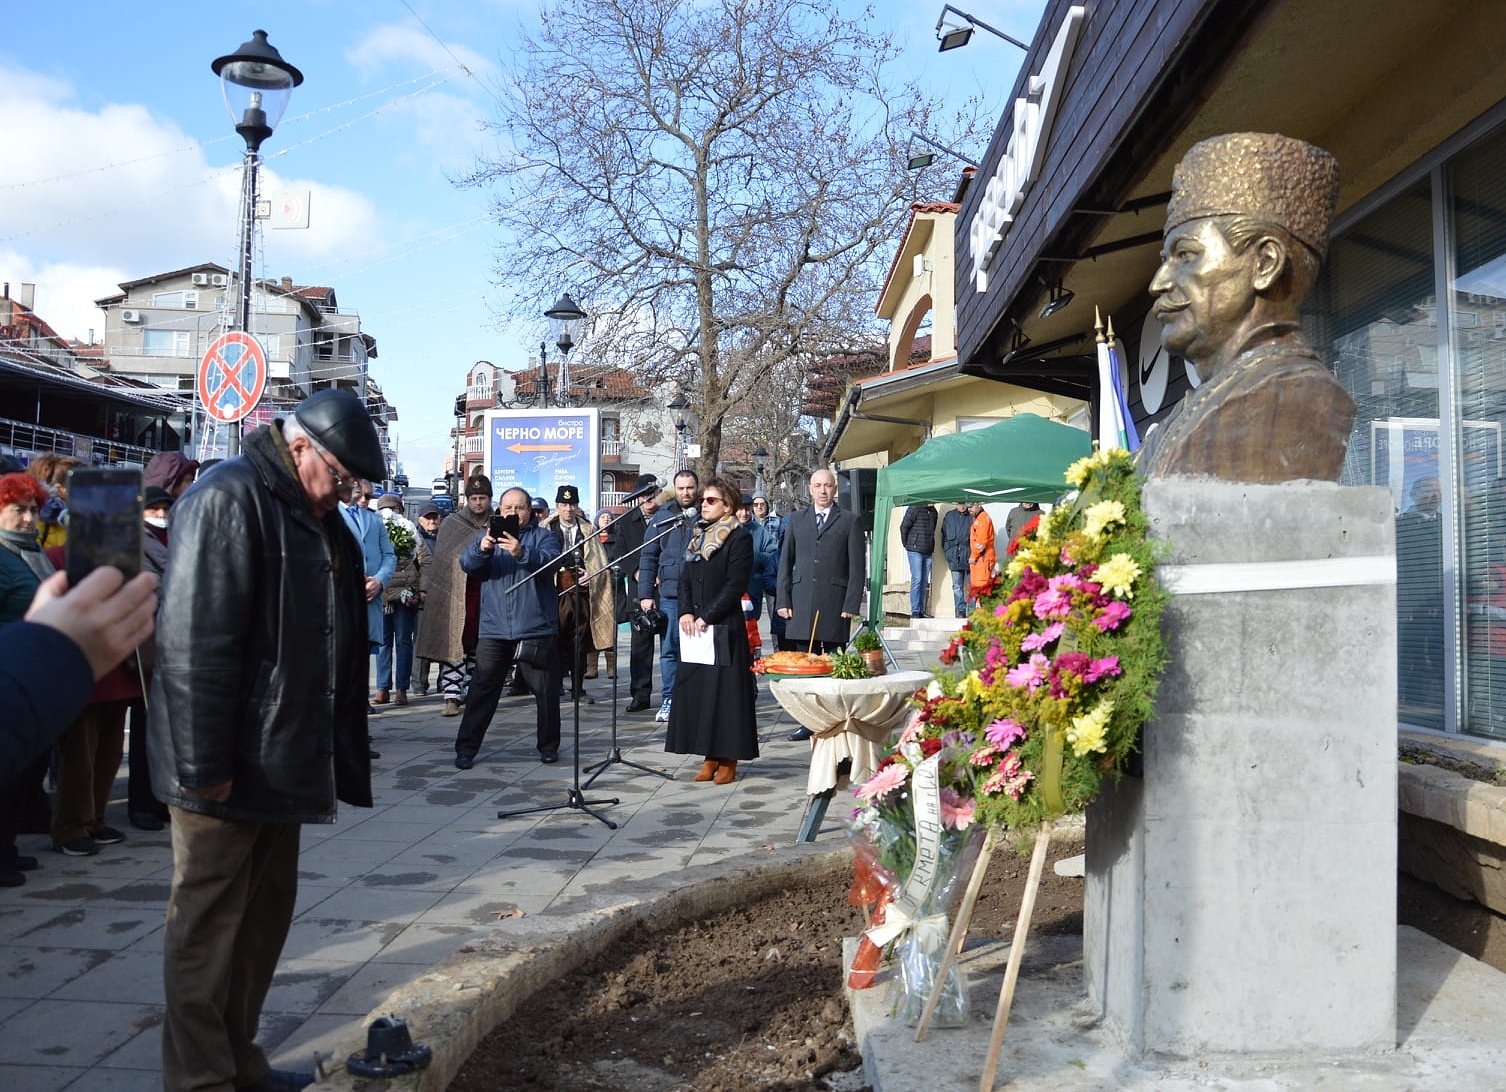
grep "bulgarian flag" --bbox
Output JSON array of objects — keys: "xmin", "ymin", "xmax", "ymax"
[{"xmin": 1095, "ymin": 306, "xmax": 1140, "ymax": 453}]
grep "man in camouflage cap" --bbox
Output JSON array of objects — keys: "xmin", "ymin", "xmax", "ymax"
[{"xmin": 1138, "ymin": 132, "xmax": 1356, "ymax": 483}]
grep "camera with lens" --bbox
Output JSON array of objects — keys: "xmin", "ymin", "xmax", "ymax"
[{"xmin": 631, "ymin": 606, "xmax": 669, "ymax": 636}]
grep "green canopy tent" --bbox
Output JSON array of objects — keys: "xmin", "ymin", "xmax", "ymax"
[{"xmin": 866, "ymin": 414, "xmax": 1092, "ymax": 623}]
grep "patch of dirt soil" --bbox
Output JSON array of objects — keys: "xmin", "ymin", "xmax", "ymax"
[
  {"xmin": 452, "ymin": 835, "xmax": 1506, "ymax": 1092},
  {"xmin": 1398, "ymin": 870, "xmax": 1506, "ymax": 972},
  {"xmin": 451, "ymin": 837, "xmax": 1085, "ymax": 1092}
]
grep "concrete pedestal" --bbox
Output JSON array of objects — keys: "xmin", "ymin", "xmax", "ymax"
[{"xmin": 1085, "ymin": 479, "xmax": 1398, "ymax": 1058}]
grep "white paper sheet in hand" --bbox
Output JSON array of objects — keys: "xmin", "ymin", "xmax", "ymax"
[{"xmin": 681, "ymin": 625, "xmax": 717, "ymax": 665}]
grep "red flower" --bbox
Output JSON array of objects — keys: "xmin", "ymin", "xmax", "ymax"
[{"xmin": 920, "ymin": 738, "xmax": 944, "ymax": 758}]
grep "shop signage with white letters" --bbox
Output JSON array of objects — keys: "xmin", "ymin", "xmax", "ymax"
[{"xmin": 967, "ymin": 5, "xmax": 1085, "ymax": 293}]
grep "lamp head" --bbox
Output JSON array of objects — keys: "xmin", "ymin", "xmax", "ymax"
[{"xmin": 212, "ymin": 30, "xmax": 301, "ymax": 152}]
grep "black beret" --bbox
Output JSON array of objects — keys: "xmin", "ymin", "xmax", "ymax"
[
  {"xmin": 465, "ymin": 474, "xmax": 492, "ymax": 497},
  {"xmin": 292, "ymin": 390, "xmax": 385, "ymax": 482},
  {"xmin": 556, "ymin": 484, "xmax": 580, "ymax": 504},
  {"xmin": 632, "ymin": 473, "xmax": 658, "ymax": 493}
]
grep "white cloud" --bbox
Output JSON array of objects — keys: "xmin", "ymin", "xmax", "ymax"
[
  {"xmin": 0, "ymin": 252, "xmax": 127, "ymax": 344},
  {"xmin": 346, "ymin": 24, "xmax": 494, "ymax": 82},
  {"xmin": 0, "ymin": 60, "xmax": 383, "ymax": 324}
]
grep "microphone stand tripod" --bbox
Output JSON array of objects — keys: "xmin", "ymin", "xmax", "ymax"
[
  {"xmin": 497, "ymin": 524, "xmax": 619, "ymax": 829},
  {"xmin": 582, "ymin": 507, "xmax": 693, "ymax": 788}
]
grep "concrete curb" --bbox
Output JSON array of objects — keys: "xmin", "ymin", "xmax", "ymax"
[{"xmin": 308, "ymin": 841, "xmax": 852, "ymax": 1090}]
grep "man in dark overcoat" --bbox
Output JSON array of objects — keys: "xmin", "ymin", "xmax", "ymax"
[
  {"xmin": 149, "ymin": 389, "xmax": 384, "ymax": 1092},
  {"xmin": 775, "ymin": 467, "xmax": 865, "ymax": 658}
]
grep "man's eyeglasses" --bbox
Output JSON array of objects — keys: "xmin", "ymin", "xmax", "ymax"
[{"xmin": 313, "ymin": 446, "xmax": 357, "ymax": 490}]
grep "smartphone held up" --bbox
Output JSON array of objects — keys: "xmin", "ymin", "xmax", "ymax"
[
  {"xmin": 65, "ymin": 467, "xmax": 144, "ymax": 587},
  {"xmin": 490, "ymin": 513, "xmax": 520, "ymax": 541}
]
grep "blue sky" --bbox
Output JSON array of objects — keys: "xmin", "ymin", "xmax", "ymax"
[{"xmin": 0, "ymin": 0, "xmax": 1044, "ymax": 479}]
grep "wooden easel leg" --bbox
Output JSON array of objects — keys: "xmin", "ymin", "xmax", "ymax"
[
  {"xmin": 978, "ymin": 821, "xmax": 1052, "ymax": 1092},
  {"xmin": 915, "ymin": 828, "xmax": 997, "ymax": 1041}
]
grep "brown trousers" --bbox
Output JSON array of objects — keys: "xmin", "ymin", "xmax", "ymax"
[
  {"xmin": 51, "ymin": 700, "xmax": 128, "ymax": 844},
  {"xmin": 161, "ymin": 809, "xmax": 301, "ymax": 1092}
]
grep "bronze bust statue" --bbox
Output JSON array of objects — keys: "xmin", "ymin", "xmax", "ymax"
[{"xmin": 1137, "ymin": 133, "xmax": 1356, "ymax": 483}]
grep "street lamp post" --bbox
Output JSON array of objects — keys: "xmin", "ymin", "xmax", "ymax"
[
  {"xmin": 537, "ymin": 341, "xmax": 550, "ymax": 408},
  {"xmin": 667, "ymin": 391, "xmax": 690, "ymax": 472},
  {"xmin": 753, "ymin": 443, "xmax": 769, "ymax": 494},
  {"xmin": 212, "ymin": 29, "xmax": 301, "ymax": 457},
  {"xmin": 544, "ymin": 294, "xmax": 586, "ymax": 406}
]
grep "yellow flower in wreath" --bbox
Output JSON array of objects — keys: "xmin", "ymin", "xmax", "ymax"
[
  {"xmin": 1067, "ymin": 700, "xmax": 1113, "ymax": 757},
  {"xmin": 1095, "ymin": 552, "xmax": 1142, "ymax": 598},
  {"xmin": 1081, "ymin": 499, "xmax": 1127, "ymax": 539}
]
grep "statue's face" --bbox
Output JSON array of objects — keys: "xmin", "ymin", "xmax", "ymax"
[{"xmin": 1150, "ymin": 218, "xmax": 1257, "ymax": 364}]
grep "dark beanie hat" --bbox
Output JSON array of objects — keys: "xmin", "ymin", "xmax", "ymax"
[
  {"xmin": 142, "ymin": 486, "xmax": 175, "ymax": 510},
  {"xmin": 292, "ymin": 390, "xmax": 386, "ymax": 481},
  {"xmin": 465, "ymin": 474, "xmax": 492, "ymax": 497}
]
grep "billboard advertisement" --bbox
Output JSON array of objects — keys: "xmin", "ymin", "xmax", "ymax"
[{"xmin": 483, "ymin": 408, "xmax": 601, "ymax": 513}]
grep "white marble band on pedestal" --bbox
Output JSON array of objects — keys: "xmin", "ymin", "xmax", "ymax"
[{"xmin": 1085, "ymin": 479, "xmax": 1398, "ymax": 1059}]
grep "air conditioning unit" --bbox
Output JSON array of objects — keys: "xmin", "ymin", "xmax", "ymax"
[
  {"xmin": 210, "ymin": 273, "xmax": 229, "ymax": 287},
  {"xmin": 121, "ymin": 309, "xmax": 143, "ymax": 323},
  {"xmin": 191, "ymin": 273, "xmax": 211, "ymax": 286}
]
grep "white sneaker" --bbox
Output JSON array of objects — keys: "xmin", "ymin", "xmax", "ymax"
[{"xmin": 655, "ymin": 698, "xmax": 672, "ymax": 722}]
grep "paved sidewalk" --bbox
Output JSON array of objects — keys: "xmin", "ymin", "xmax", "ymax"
[{"xmin": 0, "ymin": 678, "xmax": 828, "ymax": 1091}]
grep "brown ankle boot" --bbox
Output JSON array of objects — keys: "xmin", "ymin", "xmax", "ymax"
[
  {"xmin": 713, "ymin": 760, "xmax": 737, "ymax": 785},
  {"xmin": 374, "ymin": 690, "xmax": 390, "ymax": 704},
  {"xmin": 694, "ymin": 759, "xmax": 719, "ymax": 782},
  {"xmin": 605, "ymin": 650, "xmax": 618, "ymax": 678},
  {"xmin": 394, "ymin": 690, "xmax": 408, "ymax": 706}
]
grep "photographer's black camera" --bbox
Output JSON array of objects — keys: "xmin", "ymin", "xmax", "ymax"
[{"xmin": 631, "ymin": 606, "xmax": 669, "ymax": 636}]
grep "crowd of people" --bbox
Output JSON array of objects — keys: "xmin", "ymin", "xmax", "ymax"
[{"xmin": 0, "ymin": 387, "xmax": 921, "ymax": 1090}]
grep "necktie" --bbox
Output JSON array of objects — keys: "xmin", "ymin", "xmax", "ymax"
[{"xmin": 816, "ymin": 511, "xmax": 826, "ymax": 531}]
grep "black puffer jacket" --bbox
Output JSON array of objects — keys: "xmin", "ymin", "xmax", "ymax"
[
  {"xmin": 900, "ymin": 504, "xmax": 938, "ymax": 553},
  {"xmin": 147, "ymin": 422, "xmax": 372, "ymax": 822}
]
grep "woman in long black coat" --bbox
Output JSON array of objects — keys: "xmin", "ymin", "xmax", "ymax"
[{"xmin": 666, "ymin": 476, "xmax": 757, "ymax": 784}]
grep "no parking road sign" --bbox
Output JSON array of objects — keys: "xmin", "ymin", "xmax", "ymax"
[{"xmin": 197, "ymin": 331, "xmax": 268, "ymax": 423}]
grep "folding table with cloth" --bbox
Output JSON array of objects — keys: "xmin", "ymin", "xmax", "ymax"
[{"xmin": 769, "ymin": 670, "xmax": 931, "ymax": 842}]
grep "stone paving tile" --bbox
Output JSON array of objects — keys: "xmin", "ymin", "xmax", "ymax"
[
  {"xmin": 62, "ymin": 1064, "xmax": 163, "ymax": 1090},
  {"xmin": 264, "ymin": 959, "xmax": 363, "ymax": 1016},
  {"xmin": 279, "ymin": 917, "xmax": 406, "ymax": 964},
  {"xmin": 0, "ymin": 998, "xmax": 161, "ymax": 1067},
  {"xmin": 49, "ymin": 949, "xmax": 165, "ymax": 1005},
  {"xmin": 265, "ymin": 1012, "xmax": 365, "ymax": 1075},
  {"xmin": 372, "ymin": 922, "xmax": 487, "ymax": 965},
  {"xmin": 8, "ymin": 907, "xmax": 165, "ymax": 953},
  {"xmin": 310, "ymin": 958, "xmax": 437, "ymax": 1017},
  {"xmin": 0, "ymin": 1063, "xmax": 81, "ymax": 1090},
  {"xmin": 95, "ymin": 1024, "xmax": 165, "ymax": 1072},
  {"xmin": 295, "ymin": 886, "xmax": 446, "ymax": 927},
  {"xmin": 0, "ymin": 944, "xmax": 112, "ymax": 999},
  {"xmin": 415, "ymin": 883, "xmax": 555, "ymax": 925}
]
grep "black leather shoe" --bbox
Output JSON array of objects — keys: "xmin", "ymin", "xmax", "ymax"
[
  {"xmin": 129, "ymin": 811, "xmax": 166, "ymax": 832},
  {"xmin": 625, "ymin": 698, "xmax": 651, "ymax": 712},
  {"xmin": 570, "ymin": 691, "xmax": 596, "ymax": 705},
  {"xmin": 368, "ymin": 748, "xmax": 381, "ymax": 760},
  {"xmin": 454, "ymin": 754, "xmax": 474, "ymax": 770},
  {"xmin": 540, "ymin": 750, "xmax": 560, "ymax": 764},
  {"xmin": 787, "ymin": 727, "xmax": 814, "ymax": 742}
]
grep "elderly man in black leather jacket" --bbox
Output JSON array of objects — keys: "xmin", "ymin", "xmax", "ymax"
[{"xmin": 148, "ymin": 389, "xmax": 385, "ymax": 1092}]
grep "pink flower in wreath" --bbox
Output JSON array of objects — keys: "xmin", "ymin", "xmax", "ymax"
[
  {"xmin": 985, "ymin": 717, "xmax": 1027, "ymax": 748},
  {"xmin": 1085, "ymin": 655, "xmax": 1121, "ymax": 683},
  {"xmin": 898, "ymin": 713, "xmax": 924, "ymax": 746},
  {"xmin": 855, "ymin": 762, "xmax": 909, "ymax": 802},
  {"xmin": 1093, "ymin": 600, "xmax": 1132, "ymax": 631},
  {"xmin": 940, "ymin": 788, "xmax": 976, "ymax": 830},
  {"xmin": 1005, "ymin": 653, "xmax": 1049, "ymax": 692},
  {"xmin": 970, "ymin": 743, "xmax": 1001, "ymax": 766},
  {"xmin": 1021, "ymin": 621, "xmax": 1064, "ymax": 652},
  {"xmin": 998, "ymin": 750, "xmax": 1034, "ymax": 799}
]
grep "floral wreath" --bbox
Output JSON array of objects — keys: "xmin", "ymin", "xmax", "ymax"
[{"xmin": 854, "ymin": 447, "xmax": 1168, "ymax": 865}]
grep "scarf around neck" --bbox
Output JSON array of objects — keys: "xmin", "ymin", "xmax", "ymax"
[
  {"xmin": 0, "ymin": 527, "xmax": 56, "ymax": 582},
  {"xmin": 688, "ymin": 514, "xmax": 738, "ymax": 561}
]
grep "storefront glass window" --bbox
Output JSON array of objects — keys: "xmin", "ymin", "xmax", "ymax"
[
  {"xmin": 1450, "ymin": 130, "xmax": 1506, "ymax": 740},
  {"xmin": 1314, "ymin": 179, "xmax": 1443, "ymax": 728}
]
